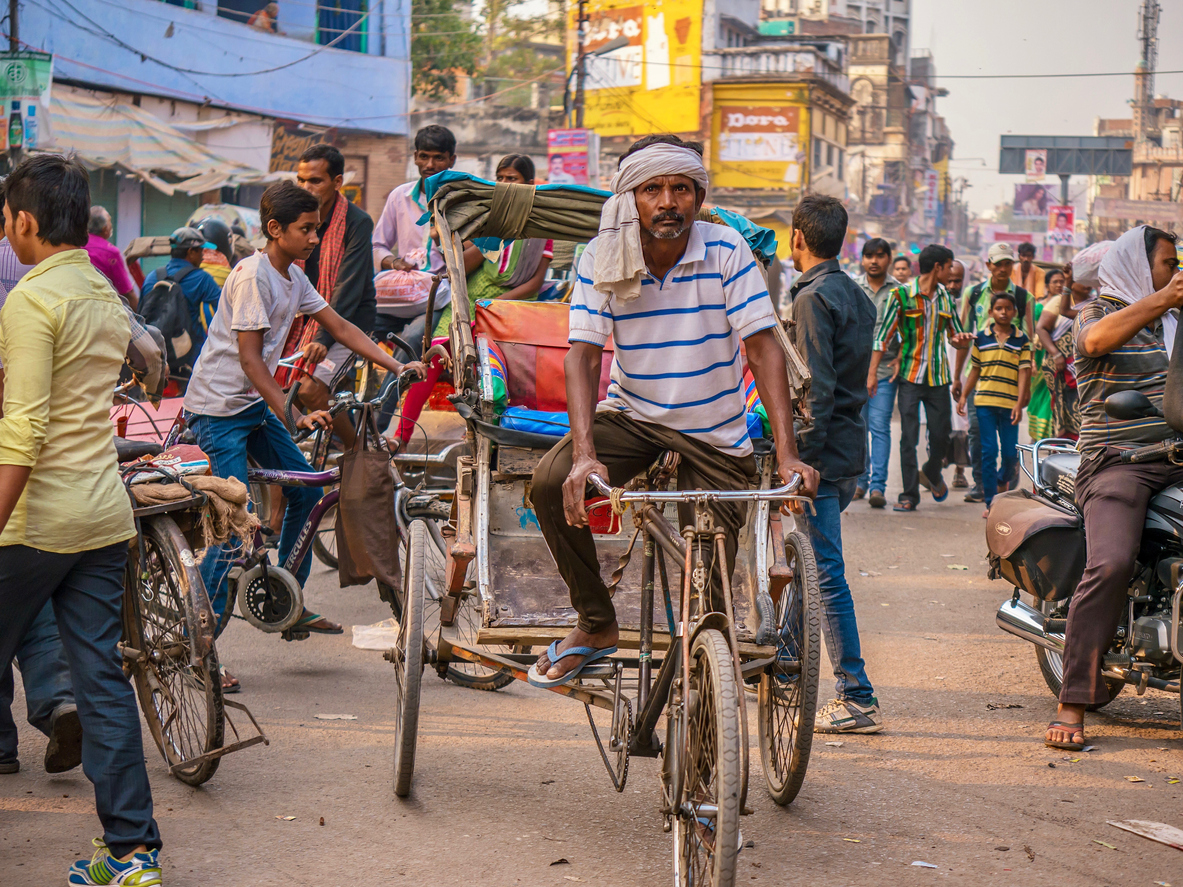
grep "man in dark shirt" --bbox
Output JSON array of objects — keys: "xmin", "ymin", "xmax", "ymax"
[
  {"xmin": 789, "ymin": 195, "xmax": 882, "ymax": 733},
  {"xmin": 295, "ymin": 144, "xmax": 377, "ymax": 447}
]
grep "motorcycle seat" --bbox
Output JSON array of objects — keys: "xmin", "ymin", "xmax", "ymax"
[
  {"xmin": 1039, "ymin": 452, "xmax": 1080, "ymax": 492},
  {"xmin": 114, "ymin": 437, "xmax": 164, "ymax": 463}
]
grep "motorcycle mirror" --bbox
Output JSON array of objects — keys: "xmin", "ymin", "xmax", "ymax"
[{"xmin": 1103, "ymin": 390, "xmax": 1162, "ymax": 421}]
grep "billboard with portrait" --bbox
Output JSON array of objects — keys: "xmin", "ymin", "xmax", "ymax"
[
  {"xmin": 1014, "ymin": 184, "xmax": 1052, "ymax": 220},
  {"xmin": 1025, "ymin": 149, "xmax": 1047, "ymax": 182},
  {"xmin": 546, "ymin": 128, "xmax": 599, "ymax": 186},
  {"xmin": 1047, "ymin": 205, "xmax": 1075, "ymax": 246}
]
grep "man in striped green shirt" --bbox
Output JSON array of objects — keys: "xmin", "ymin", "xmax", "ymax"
[{"xmin": 867, "ymin": 244, "xmax": 973, "ymax": 510}]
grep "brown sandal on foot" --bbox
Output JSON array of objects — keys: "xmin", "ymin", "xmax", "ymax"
[{"xmin": 1044, "ymin": 720, "xmax": 1084, "ymax": 751}]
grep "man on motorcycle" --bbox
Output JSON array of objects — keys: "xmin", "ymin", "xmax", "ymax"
[
  {"xmin": 1048, "ymin": 225, "xmax": 1183, "ymax": 750},
  {"xmin": 528, "ymin": 134, "xmax": 819, "ymax": 687}
]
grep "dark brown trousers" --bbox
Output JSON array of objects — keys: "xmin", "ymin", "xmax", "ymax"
[
  {"xmin": 1062, "ymin": 447, "xmax": 1183, "ymax": 705},
  {"xmin": 532, "ymin": 412, "xmax": 758, "ymax": 634}
]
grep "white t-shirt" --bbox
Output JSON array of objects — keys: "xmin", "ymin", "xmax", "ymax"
[{"xmin": 184, "ymin": 252, "xmax": 328, "ymax": 417}]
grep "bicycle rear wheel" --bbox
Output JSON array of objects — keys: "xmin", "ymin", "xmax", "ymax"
[
  {"xmin": 312, "ymin": 502, "xmax": 339, "ymax": 569},
  {"xmin": 123, "ymin": 515, "xmax": 224, "ymax": 786},
  {"xmin": 392, "ymin": 519, "xmax": 427, "ymax": 798},
  {"xmin": 383, "ymin": 503, "xmax": 516, "ymax": 691},
  {"xmin": 673, "ymin": 628, "xmax": 742, "ymax": 887},
  {"xmin": 757, "ymin": 529, "xmax": 820, "ymax": 806}
]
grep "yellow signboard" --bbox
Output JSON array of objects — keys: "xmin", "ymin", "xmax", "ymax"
[
  {"xmin": 709, "ymin": 83, "xmax": 810, "ymax": 190},
  {"xmin": 568, "ymin": 0, "xmax": 702, "ymax": 137}
]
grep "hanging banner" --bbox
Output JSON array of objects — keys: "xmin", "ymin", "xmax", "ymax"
[
  {"xmin": 0, "ymin": 52, "xmax": 54, "ymax": 151},
  {"xmin": 547, "ymin": 128, "xmax": 600, "ymax": 186}
]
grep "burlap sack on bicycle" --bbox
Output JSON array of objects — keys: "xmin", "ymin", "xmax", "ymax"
[{"xmin": 336, "ymin": 403, "xmax": 402, "ymax": 589}]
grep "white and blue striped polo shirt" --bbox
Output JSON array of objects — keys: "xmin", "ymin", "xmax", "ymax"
[{"xmin": 569, "ymin": 221, "xmax": 779, "ymax": 457}]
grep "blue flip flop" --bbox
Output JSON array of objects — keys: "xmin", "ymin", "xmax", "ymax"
[{"xmin": 527, "ymin": 640, "xmax": 618, "ymax": 689}]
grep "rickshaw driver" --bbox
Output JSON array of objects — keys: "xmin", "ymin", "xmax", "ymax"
[{"xmin": 529, "ymin": 135, "xmax": 820, "ymax": 688}]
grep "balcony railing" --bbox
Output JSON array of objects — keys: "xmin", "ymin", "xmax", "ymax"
[
  {"xmin": 1133, "ymin": 142, "xmax": 1183, "ymax": 164},
  {"xmin": 702, "ymin": 47, "xmax": 850, "ymax": 93}
]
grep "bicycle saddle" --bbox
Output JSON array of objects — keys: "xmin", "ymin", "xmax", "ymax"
[{"xmin": 115, "ymin": 437, "xmax": 164, "ymax": 463}]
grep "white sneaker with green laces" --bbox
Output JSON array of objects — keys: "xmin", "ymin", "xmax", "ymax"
[
  {"xmin": 68, "ymin": 839, "xmax": 162, "ymax": 886},
  {"xmin": 814, "ymin": 697, "xmax": 884, "ymax": 734}
]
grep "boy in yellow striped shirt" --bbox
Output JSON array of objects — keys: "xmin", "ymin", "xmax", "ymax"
[{"xmin": 956, "ymin": 291, "xmax": 1031, "ymax": 515}]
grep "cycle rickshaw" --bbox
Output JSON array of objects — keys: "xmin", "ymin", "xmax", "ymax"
[{"xmin": 387, "ymin": 172, "xmax": 823, "ymax": 886}]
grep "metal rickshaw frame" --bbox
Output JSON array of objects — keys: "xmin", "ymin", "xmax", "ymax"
[{"xmin": 388, "ymin": 174, "xmax": 823, "ymax": 886}]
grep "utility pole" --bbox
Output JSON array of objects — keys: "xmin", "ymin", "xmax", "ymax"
[
  {"xmin": 574, "ymin": 0, "xmax": 587, "ymax": 129},
  {"xmin": 9, "ymin": 0, "xmax": 18, "ymax": 51}
]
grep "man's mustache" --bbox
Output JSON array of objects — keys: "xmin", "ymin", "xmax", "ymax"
[{"xmin": 650, "ymin": 210, "xmax": 685, "ymax": 225}]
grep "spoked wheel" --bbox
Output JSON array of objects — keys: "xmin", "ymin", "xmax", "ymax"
[
  {"xmin": 392, "ymin": 519, "xmax": 427, "ymax": 798},
  {"xmin": 312, "ymin": 502, "xmax": 339, "ymax": 569},
  {"xmin": 758, "ymin": 529, "xmax": 821, "ymax": 805},
  {"xmin": 673, "ymin": 628, "xmax": 742, "ymax": 887},
  {"xmin": 385, "ymin": 505, "xmax": 516, "ymax": 691},
  {"xmin": 123, "ymin": 516, "xmax": 224, "ymax": 786},
  {"xmin": 1035, "ymin": 599, "xmax": 1123, "ymax": 710}
]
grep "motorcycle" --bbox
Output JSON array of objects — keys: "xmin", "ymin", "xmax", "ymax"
[{"xmin": 987, "ymin": 390, "xmax": 1182, "ymax": 726}]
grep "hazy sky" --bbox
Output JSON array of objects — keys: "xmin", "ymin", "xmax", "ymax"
[{"xmin": 911, "ymin": 0, "xmax": 1183, "ymax": 214}]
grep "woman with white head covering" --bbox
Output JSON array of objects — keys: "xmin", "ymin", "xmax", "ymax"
[{"xmin": 1046, "ymin": 224, "xmax": 1183, "ymax": 754}]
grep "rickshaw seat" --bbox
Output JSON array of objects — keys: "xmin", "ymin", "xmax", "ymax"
[{"xmin": 473, "ymin": 300, "xmax": 613, "ymax": 413}]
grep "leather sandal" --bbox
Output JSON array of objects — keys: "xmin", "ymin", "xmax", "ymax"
[{"xmin": 1044, "ymin": 720, "xmax": 1085, "ymax": 751}]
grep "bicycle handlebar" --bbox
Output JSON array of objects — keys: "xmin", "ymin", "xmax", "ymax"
[
  {"xmin": 292, "ymin": 368, "xmax": 422, "ymax": 443},
  {"xmin": 586, "ymin": 472, "xmax": 804, "ymax": 504}
]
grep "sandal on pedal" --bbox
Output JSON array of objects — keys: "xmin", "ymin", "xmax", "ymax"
[
  {"xmin": 527, "ymin": 640, "xmax": 618, "ymax": 689},
  {"xmin": 1044, "ymin": 720, "xmax": 1085, "ymax": 751}
]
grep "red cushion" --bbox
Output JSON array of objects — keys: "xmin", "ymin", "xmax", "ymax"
[{"xmin": 473, "ymin": 300, "xmax": 613, "ymax": 411}]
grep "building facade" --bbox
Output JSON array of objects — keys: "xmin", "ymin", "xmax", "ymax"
[{"xmin": 20, "ymin": 0, "xmax": 411, "ymax": 244}]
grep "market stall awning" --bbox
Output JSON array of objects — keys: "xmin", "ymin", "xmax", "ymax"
[{"xmin": 48, "ymin": 91, "xmax": 282, "ymax": 196}]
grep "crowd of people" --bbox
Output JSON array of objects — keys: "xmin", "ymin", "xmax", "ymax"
[
  {"xmin": 0, "ymin": 127, "xmax": 1177, "ymax": 883},
  {"xmin": 844, "ymin": 237, "xmax": 1084, "ymax": 517}
]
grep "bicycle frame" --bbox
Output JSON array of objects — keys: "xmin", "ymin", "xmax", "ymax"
[
  {"xmin": 244, "ymin": 466, "xmax": 340, "ymax": 574},
  {"xmin": 440, "ymin": 473, "xmax": 806, "ymax": 760}
]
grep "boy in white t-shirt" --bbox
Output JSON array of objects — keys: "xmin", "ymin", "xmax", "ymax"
[{"xmin": 185, "ymin": 182, "xmax": 421, "ymax": 665}]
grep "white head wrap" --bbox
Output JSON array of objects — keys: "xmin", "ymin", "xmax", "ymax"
[
  {"xmin": 1099, "ymin": 225, "xmax": 1177, "ymax": 353},
  {"xmin": 592, "ymin": 143, "xmax": 709, "ymax": 303}
]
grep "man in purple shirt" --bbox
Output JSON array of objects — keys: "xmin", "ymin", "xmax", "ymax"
[{"xmin": 84, "ymin": 206, "xmax": 138, "ymax": 308}]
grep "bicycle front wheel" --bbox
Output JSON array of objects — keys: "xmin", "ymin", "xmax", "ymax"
[
  {"xmin": 673, "ymin": 628, "xmax": 742, "ymax": 887},
  {"xmin": 123, "ymin": 515, "xmax": 224, "ymax": 786}
]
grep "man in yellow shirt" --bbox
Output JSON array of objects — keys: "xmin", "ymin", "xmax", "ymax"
[{"xmin": 0, "ymin": 156, "xmax": 162, "ymax": 885}]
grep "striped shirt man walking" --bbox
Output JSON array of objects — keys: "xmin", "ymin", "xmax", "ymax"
[{"xmin": 867, "ymin": 245, "xmax": 973, "ymax": 510}]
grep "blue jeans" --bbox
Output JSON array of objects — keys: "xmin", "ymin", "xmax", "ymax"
[
  {"xmin": 797, "ymin": 478, "xmax": 876, "ymax": 705},
  {"xmin": 858, "ymin": 376, "xmax": 897, "ymax": 493},
  {"xmin": 977, "ymin": 404, "xmax": 1019, "ymax": 507},
  {"xmin": 0, "ymin": 602, "xmax": 75, "ymax": 763},
  {"xmin": 188, "ymin": 401, "xmax": 321, "ymax": 624},
  {"xmin": 0, "ymin": 543, "xmax": 161, "ymax": 857}
]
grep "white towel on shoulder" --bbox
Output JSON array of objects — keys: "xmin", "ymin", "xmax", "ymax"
[{"xmin": 592, "ymin": 143, "xmax": 710, "ymax": 304}]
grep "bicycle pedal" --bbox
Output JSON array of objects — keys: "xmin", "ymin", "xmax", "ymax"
[
  {"xmin": 576, "ymin": 662, "xmax": 616, "ymax": 678},
  {"xmin": 281, "ymin": 629, "xmax": 311, "ymax": 642}
]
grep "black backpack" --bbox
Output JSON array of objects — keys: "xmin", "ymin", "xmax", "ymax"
[{"xmin": 139, "ymin": 266, "xmax": 198, "ymax": 378}]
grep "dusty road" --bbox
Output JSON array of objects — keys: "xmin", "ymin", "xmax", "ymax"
[{"xmin": 2, "ymin": 444, "xmax": 1182, "ymax": 886}]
